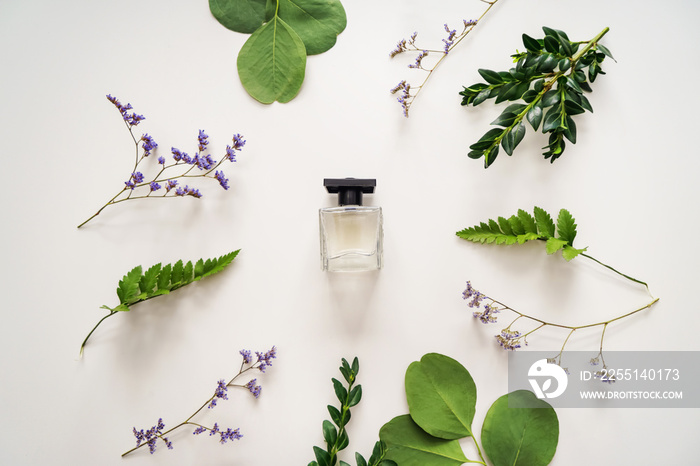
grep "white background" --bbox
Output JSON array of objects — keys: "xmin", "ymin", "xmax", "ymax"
[{"xmin": 1, "ymin": 0, "xmax": 698, "ymax": 464}]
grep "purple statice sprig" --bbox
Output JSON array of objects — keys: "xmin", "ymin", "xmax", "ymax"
[
  {"xmin": 122, "ymin": 346, "xmax": 276, "ymax": 457},
  {"xmin": 389, "ymin": 0, "xmax": 497, "ymax": 117},
  {"xmin": 463, "ymin": 281, "xmax": 659, "ymax": 374},
  {"xmin": 77, "ymin": 95, "xmax": 246, "ymax": 228}
]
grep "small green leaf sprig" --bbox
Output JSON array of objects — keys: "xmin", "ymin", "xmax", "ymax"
[
  {"xmin": 77, "ymin": 95, "xmax": 246, "ymax": 228},
  {"xmin": 309, "ymin": 358, "xmax": 396, "ymax": 466},
  {"xmin": 80, "ymin": 250, "xmax": 240, "ymax": 355},
  {"xmin": 463, "ymin": 281, "xmax": 658, "ymax": 375},
  {"xmin": 210, "ymin": 0, "xmax": 346, "ymax": 104},
  {"xmin": 379, "ymin": 353, "xmax": 559, "ymax": 466},
  {"xmin": 389, "ymin": 0, "xmax": 500, "ymax": 117},
  {"xmin": 460, "ymin": 26, "xmax": 614, "ymax": 167},
  {"xmin": 456, "ymin": 206, "xmax": 649, "ymax": 289},
  {"xmin": 122, "ymin": 346, "xmax": 276, "ymax": 457}
]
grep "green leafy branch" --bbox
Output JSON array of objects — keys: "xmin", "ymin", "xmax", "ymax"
[
  {"xmin": 80, "ymin": 250, "xmax": 240, "ymax": 355},
  {"xmin": 210, "ymin": 0, "xmax": 346, "ymax": 103},
  {"xmin": 456, "ymin": 207, "xmax": 648, "ymax": 290},
  {"xmin": 460, "ymin": 26, "xmax": 614, "ymax": 167},
  {"xmin": 309, "ymin": 358, "xmax": 395, "ymax": 466},
  {"xmin": 379, "ymin": 353, "xmax": 559, "ymax": 466}
]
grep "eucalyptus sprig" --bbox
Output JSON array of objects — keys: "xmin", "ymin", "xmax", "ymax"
[
  {"xmin": 80, "ymin": 250, "xmax": 240, "ymax": 355},
  {"xmin": 309, "ymin": 358, "xmax": 395, "ymax": 466},
  {"xmin": 456, "ymin": 206, "xmax": 649, "ymax": 291},
  {"xmin": 389, "ymin": 0, "xmax": 500, "ymax": 117},
  {"xmin": 379, "ymin": 353, "xmax": 559, "ymax": 466},
  {"xmin": 210, "ymin": 0, "xmax": 346, "ymax": 103},
  {"xmin": 460, "ymin": 26, "xmax": 614, "ymax": 167}
]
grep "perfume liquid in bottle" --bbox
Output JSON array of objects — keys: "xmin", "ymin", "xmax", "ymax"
[{"xmin": 319, "ymin": 178, "xmax": 383, "ymax": 272}]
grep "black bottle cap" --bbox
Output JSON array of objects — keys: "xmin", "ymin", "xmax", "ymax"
[{"xmin": 324, "ymin": 178, "xmax": 376, "ymax": 206}]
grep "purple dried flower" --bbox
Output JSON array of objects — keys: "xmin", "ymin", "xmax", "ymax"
[
  {"xmin": 197, "ymin": 129, "xmax": 209, "ymax": 151},
  {"xmin": 150, "ymin": 181, "xmax": 161, "ymax": 192},
  {"xmin": 171, "ymin": 147, "xmax": 184, "ymax": 162},
  {"xmin": 389, "ymin": 38, "xmax": 408, "ymax": 58},
  {"xmin": 215, "ymin": 170, "xmax": 230, "ymax": 190},
  {"xmin": 255, "ymin": 346, "xmax": 277, "ymax": 373},
  {"xmin": 208, "ymin": 379, "xmax": 229, "ymax": 409},
  {"xmin": 141, "ymin": 134, "xmax": 158, "ymax": 156},
  {"xmin": 165, "ymin": 179, "xmax": 178, "ymax": 192},
  {"xmin": 495, "ymin": 329, "xmax": 523, "ymax": 350},
  {"xmin": 408, "ymin": 50, "xmax": 429, "ymax": 69},
  {"xmin": 158, "ymin": 156, "xmax": 165, "ymax": 165},
  {"xmin": 219, "ymin": 427, "xmax": 242, "ymax": 444},
  {"xmin": 244, "ymin": 379, "xmax": 262, "ymax": 398},
  {"xmin": 240, "ymin": 349, "xmax": 252, "ymax": 365}
]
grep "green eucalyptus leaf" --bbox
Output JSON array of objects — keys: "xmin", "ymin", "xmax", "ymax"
[
  {"xmin": 209, "ymin": 0, "xmax": 267, "ymax": 33},
  {"xmin": 276, "ymin": 0, "xmax": 347, "ymax": 55},
  {"xmin": 237, "ymin": 15, "xmax": 307, "ymax": 104},
  {"xmin": 482, "ymin": 391, "xmax": 559, "ymax": 466},
  {"xmin": 380, "ymin": 415, "xmax": 469, "ymax": 466},
  {"xmin": 405, "ymin": 353, "xmax": 477, "ymax": 440}
]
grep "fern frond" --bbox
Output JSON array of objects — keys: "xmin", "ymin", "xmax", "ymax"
[
  {"xmin": 81, "ymin": 249, "xmax": 241, "ymax": 355},
  {"xmin": 457, "ymin": 207, "xmax": 585, "ymax": 261}
]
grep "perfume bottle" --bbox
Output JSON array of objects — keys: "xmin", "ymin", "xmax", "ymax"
[{"xmin": 319, "ymin": 178, "xmax": 383, "ymax": 272}]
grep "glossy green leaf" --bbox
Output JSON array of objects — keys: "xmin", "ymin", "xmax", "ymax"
[
  {"xmin": 502, "ymin": 121, "xmax": 526, "ymax": 156},
  {"xmin": 209, "ymin": 0, "xmax": 267, "ymax": 33},
  {"xmin": 522, "ymin": 33, "xmax": 542, "ymax": 52},
  {"xmin": 543, "ymin": 35, "xmax": 559, "ymax": 54},
  {"xmin": 597, "ymin": 43, "xmax": 615, "ymax": 61},
  {"xmin": 237, "ymin": 16, "xmax": 307, "ymax": 104},
  {"xmin": 482, "ymin": 391, "xmax": 559, "ymax": 466},
  {"xmin": 491, "ymin": 112, "xmax": 518, "ymax": 127},
  {"xmin": 380, "ymin": 415, "xmax": 469, "ymax": 466},
  {"xmin": 276, "ymin": 0, "xmax": 347, "ymax": 55},
  {"xmin": 478, "ymin": 68, "xmax": 503, "ymax": 84},
  {"xmin": 562, "ymin": 115, "xmax": 577, "ymax": 143},
  {"xmin": 405, "ymin": 353, "xmax": 477, "ymax": 440},
  {"xmin": 322, "ymin": 420, "xmax": 337, "ymax": 446},
  {"xmin": 527, "ymin": 103, "xmax": 543, "ymax": 131}
]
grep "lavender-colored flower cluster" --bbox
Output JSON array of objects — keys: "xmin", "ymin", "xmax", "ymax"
[
  {"xmin": 132, "ymin": 418, "xmax": 172, "ymax": 454},
  {"xmin": 107, "ymin": 94, "xmax": 145, "ymax": 127},
  {"xmin": 495, "ymin": 328, "xmax": 523, "ymax": 351},
  {"xmin": 77, "ymin": 95, "xmax": 247, "ymax": 228},
  {"xmin": 123, "ymin": 346, "xmax": 277, "ymax": 457}
]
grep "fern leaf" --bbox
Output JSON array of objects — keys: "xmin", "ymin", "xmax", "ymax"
[
  {"xmin": 545, "ymin": 237, "xmax": 568, "ymax": 255},
  {"xmin": 456, "ymin": 223, "xmax": 518, "ymax": 245},
  {"xmin": 562, "ymin": 245, "xmax": 587, "ymax": 261},
  {"xmin": 533, "ymin": 206, "xmax": 555, "ymax": 237},
  {"xmin": 139, "ymin": 263, "xmax": 161, "ymax": 296},
  {"xmin": 171, "ymin": 260, "xmax": 184, "ymax": 286},
  {"xmin": 157, "ymin": 264, "xmax": 172, "ymax": 291},
  {"xmin": 202, "ymin": 250, "xmax": 240, "ymax": 279},
  {"xmin": 517, "ymin": 209, "xmax": 537, "ymax": 234},
  {"xmin": 458, "ymin": 207, "xmax": 587, "ymax": 260},
  {"xmin": 556, "ymin": 208, "xmax": 578, "ymax": 244},
  {"xmin": 83, "ymin": 250, "xmax": 241, "ymax": 355},
  {"xmin": 194, "ymin": 258, "xmax": 205, "ymax": 280},
  {"xmin": 117, "ymin": 266, "xmax": 142, "ymax": 305},
  {"xmin": 497, "ymin": 216, "xmax": 514, "ymax": 236},
  {"xmin": 507, "ymin": 215, "xmax": 525, "ymax": 236}
]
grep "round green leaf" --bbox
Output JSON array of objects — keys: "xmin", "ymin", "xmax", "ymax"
[
  {"xmin": 405, "ymin": 353, "xmax": 477, "ymax": 440},
  {"xmin": 209, "ymin": 0, "xmax": 267, "ymax": 34},
  {"xmin": 379, "ymin": 415, "xmax": 468, "ymax": 466},
  {"xmin": 482, "ymin": 390, "xmax": 559, "ymax": 466},
  {"xmin": 237, "ymin": 16, "xmax": 307, "ymax": 104},
  {"xmin": 277, "ymin": 0, "xmax": 347, "ymax": 55}
]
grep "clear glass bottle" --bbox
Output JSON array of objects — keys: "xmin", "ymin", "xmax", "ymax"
[{"xmin": 319, "ymin": 178, "xmax": 383, "ymax": 272}]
